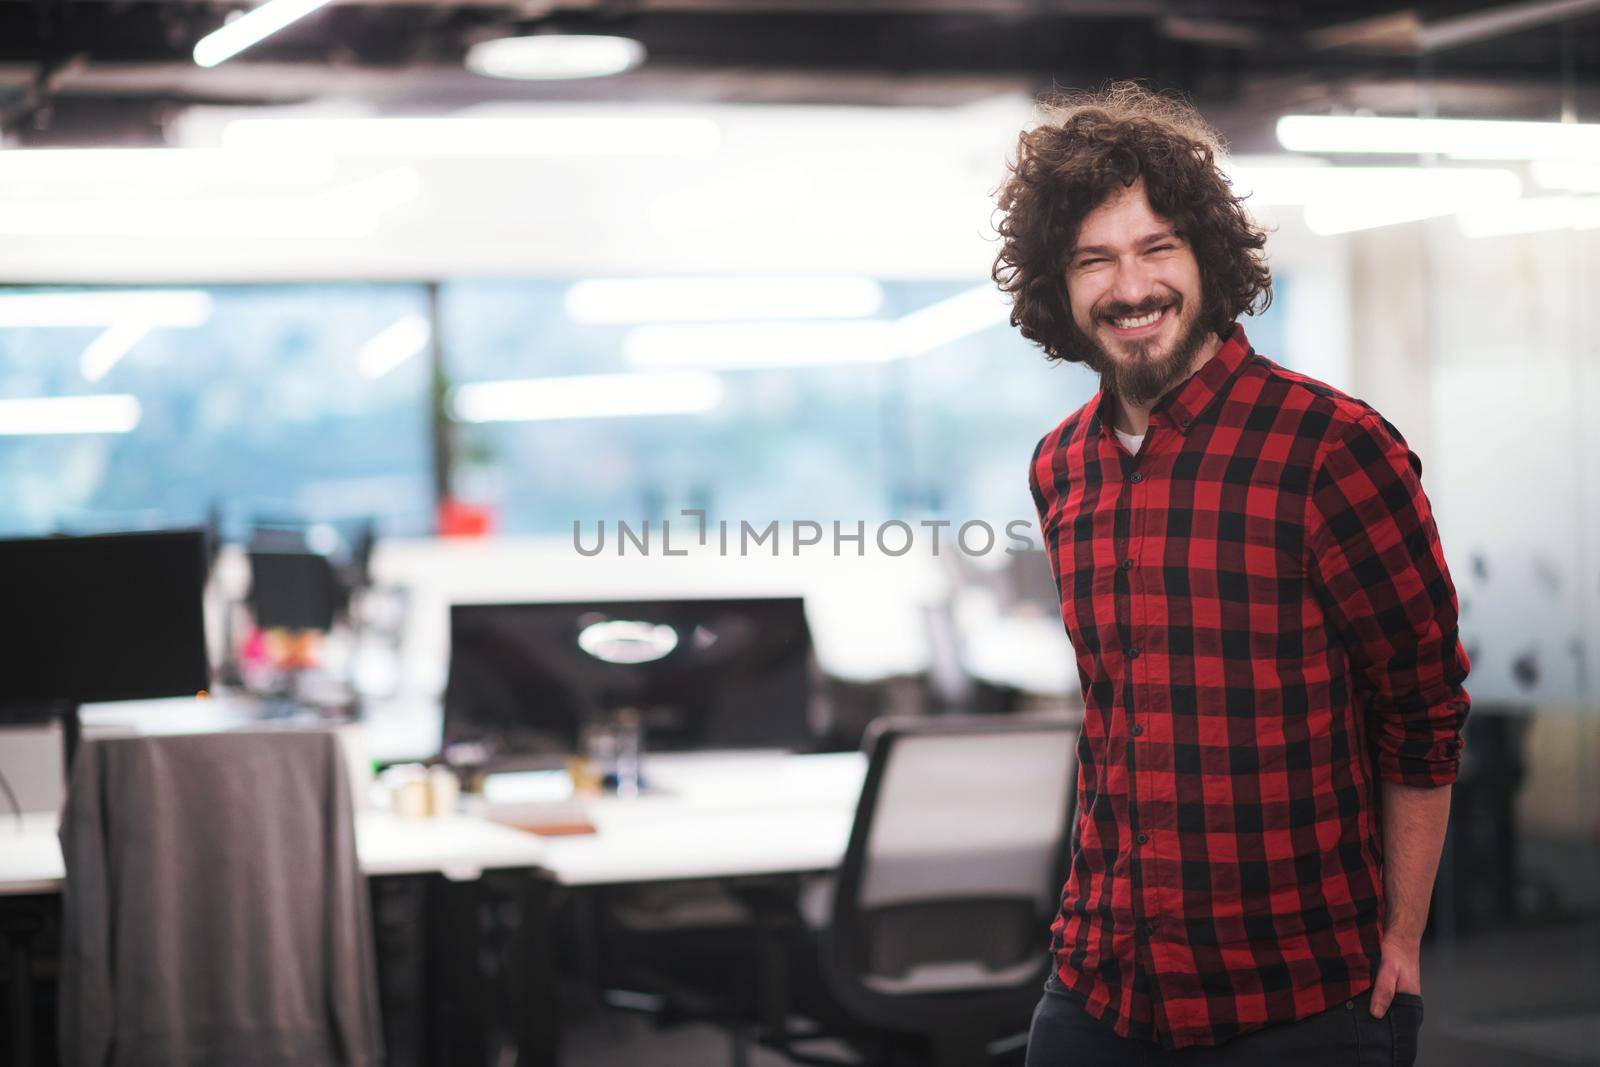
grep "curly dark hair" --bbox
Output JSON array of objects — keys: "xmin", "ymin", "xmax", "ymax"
[{"xmin": 992, "ymin": 81, "xmax": 1272, "ymax": 363}]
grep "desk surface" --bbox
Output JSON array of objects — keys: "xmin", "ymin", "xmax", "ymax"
[{"xmin": 0, "ymin": 751, "xmax": 866, "ymax": 895}]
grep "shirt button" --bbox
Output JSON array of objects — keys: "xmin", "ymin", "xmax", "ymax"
[
  {"xmin": 1127, "ymin": 647, "xmax": 1140, "ymax": 659},
  {"xmin": 1142, "ymin": 920, "xmax": 1157, "ymax": 936},
  {"xmin": 1137, "ymin": 832, "xmax": 1149, "ymax": 845},
  {"xmin": 1180, "ymin": 417, "xmax": 1192, "ymax": 428},
  {"xmin": 1130, "ymin": 471, "xmax": 1144, "ymax": 483},
  {"xmin": 1120, "ymin": 558, "xmax": 1133, "ymax": 570},
  {"xmin": 1131, "ymin": 723, "xmax": 1144, "ymax": 737}
]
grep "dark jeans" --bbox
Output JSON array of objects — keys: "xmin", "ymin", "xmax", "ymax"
[{"xmin": 1025, "ymin": 974, "xmax": 1423, "ymax": 1067}]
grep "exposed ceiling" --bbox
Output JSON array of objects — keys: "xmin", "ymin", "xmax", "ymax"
[{"xmin": 1, "ymin": 0, "xmax": 1598, "ymax": 151}]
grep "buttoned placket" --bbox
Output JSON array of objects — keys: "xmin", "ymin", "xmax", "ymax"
[{"xmin": 1112, "ymin": 420, "xmax": 1162, "ymax": 1027}]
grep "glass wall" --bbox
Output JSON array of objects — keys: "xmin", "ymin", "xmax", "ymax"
[
  {"xmin": 1402, "ymin": 218, "xmax": 1600, "ymax": 1065},
  {"xmin": 1, "ymin": 275, "xmax": 1295, "ymax": 541},
  {"xmin": 0, "ymin": 284, "xmax": 435, "ymax": 538}
]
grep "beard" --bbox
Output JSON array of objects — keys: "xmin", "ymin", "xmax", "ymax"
[{"xmin": 1062, "ymin": 292, "xmax": 1214, "ymax": 407}]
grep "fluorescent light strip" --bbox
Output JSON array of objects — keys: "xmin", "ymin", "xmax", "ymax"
[
  {"xmin": 452, "ymin": 371, "xmax": 724, "ymax": 423},
  {"xmin": 1531, "ymin": 160, "xmax": 1600, "ymax": 192},
  {"xmin": 0, "ymin": 200, "xmax": 378, "ymax": 238},
  {"xmin": 1227, "ymin": 165, "xmax": 1521, "ymax": 205},
  {"xmin": 1224, "ymin": 163, "xmax": 1524, "ymax": 234},
  {"xmin": 222, "ymin": 116, "xmax": 721, "ymax": 156},
  {"xmin": 358, "ymin": 314, "xmax": 431, "ymax": 379},
  {"xmin": 193, "ymin": 0, "xmax": 335, "ymax": 68},
  {"xmin": 565, "ymin": 277, "xmax": 884, "ymax": 323},
  {"xmin": 80, "ymin": 322, "xmax": 151, "ymax": 383},
  {"xmin": 0, "ymin": 169, "xmax": 418, "ymax": 238},
  {"xmin": 465, "ymin": 35, "xmax": 646, "ymax": 81},
  {"xmin": 1276, "ymin": 114, "xmax": 1600, "ymax": 162},
  {"xmin": 0, "ymin": 395, "xmax": 141, "ymax": 436},
  {"xmin": 1457, "ymin": 196, "xmax": 1600, "ymax": 237},
  {"xmin": 0, "ymin": 290, "xmax": 213, "ymax": 327},
  {"xmin": 1301, "ymin": 201, "xmax": 1463, "ymax": 235},
  {"xmin": 624, "ymin": 322, "xmax": 899, "ymax": 369},
  {"xmin": 621, "ymin": 287, "xmax": 1020, "ymax": 370},
  {"xmin": 894, "ymin": 285, "xmax": 1011, "ymax": 355},
  {"xmin": 0, "ymin": 148, "xmax": 336, "ymax": 185}
]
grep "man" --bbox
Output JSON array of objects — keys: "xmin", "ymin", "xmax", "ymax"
[{"xmin": 994, "ymin": 83, "xmax": 1471, "ymax": 1065}]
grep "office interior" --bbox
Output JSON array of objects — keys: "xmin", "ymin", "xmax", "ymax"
[{"xmin": 0, "ymin": 2, "xmax": 1597, "ymax": 1065}]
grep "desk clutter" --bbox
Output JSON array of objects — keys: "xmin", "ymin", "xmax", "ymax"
[{"xmin": 0, "ymin": 526, "xmax": 1083, "ymax": 1066}]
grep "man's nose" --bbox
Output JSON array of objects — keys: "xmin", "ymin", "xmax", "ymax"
[{"xmin": 1109, "ymin": 258, "xmax": 1159, "ymax": 308}]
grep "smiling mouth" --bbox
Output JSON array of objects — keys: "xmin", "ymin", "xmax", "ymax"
[{"xmin": 1102, "ymin": 304, "xmax": 1173, "ymax": 338}]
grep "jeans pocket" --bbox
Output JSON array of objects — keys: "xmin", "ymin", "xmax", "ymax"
[{"xmin": 1388, "ymin": 993, "xmax": 1424, "ymax": 1067}]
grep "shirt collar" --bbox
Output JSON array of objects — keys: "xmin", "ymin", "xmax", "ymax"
[{"xmin": 1088, "ymin": 323, "xmax": 1252, "ymax": 441}]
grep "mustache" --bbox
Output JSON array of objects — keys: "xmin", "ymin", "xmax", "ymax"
[{"xmin": 1097, "ymin": 296, "xmax": 1175, "ymax": 320}]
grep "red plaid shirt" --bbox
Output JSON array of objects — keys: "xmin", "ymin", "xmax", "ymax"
[{"xmin": 1028, "ymin": 324, "xmax": 1471, "ymax": 1049}]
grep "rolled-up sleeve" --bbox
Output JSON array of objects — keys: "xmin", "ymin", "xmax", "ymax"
[{"xmin": 1305, "ymin": 411, "xmax": 1472, "ymax": 786}]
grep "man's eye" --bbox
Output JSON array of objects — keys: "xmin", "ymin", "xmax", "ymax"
[
  {"xmin": 1076, "ymin": 258, "xmax": 1107, "ymax": 268},
  {"xmin": 1146, "ymin": 245, "xmax": 1175, "ymax": 254}
]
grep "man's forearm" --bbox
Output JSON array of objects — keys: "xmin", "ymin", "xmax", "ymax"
[{"xmin": 1380, "ymin": 781, "xmax": 1453, "ymax": 944}]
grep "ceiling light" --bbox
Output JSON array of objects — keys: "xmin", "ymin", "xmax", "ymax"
[
  {"xmin": 80, "ymin": 323, "xmax": 152, "ymax": 383},
  {"xmin": 0, "ymin": 170, "xmax": 417, "ymax": 238},
  {"xmin": 358, "ymin": 314, "xmax": 431, "ymax": 379},
  {"xmin": 1276, "ymin": 114, "xmax": 1600, "ymax": 161},
  {"xmin": 0, "ymin": 290, "xmax": 213, "ymax": 327},
  {"xmin": 0, "ymin": 199, "xmax": 376, "ymax": 238},
  {"xmin": 894, "ymin": 286, "xmax": 1011, "ymax": 355},
  {"xmin": 618, "ymin": 287, "xmax": 1035, "ymax": 369},
  {"xmin": 193, "ymin": 0, "xmax": 335, "ymax": 68},
  {"xmin": 1301, "ymin": 201, "xmax": 1465, "ymax": 235},
  {"xmin": 1224, "ymin": 163, "xmax": 1522, "ymax": 234},
  {"xmin": 451, "ymin": 371, "xmax": 725, "ymax": 423},
  {"xmin": 465, "ymin": 35, "xmax": 645, "ymax": 81},
  {"xmin": 1530, "ymin": 160, "xmax": 1600, "ymax": 192},
  {"xmin": 1228, "ymin": 164, "xmax": 1521, "ymax": 205},
  {"xmin": 0, "ymin": 149, "xmax": 335, "ymax": 185},
  {"xmin": 0, "ymin": 395, "xmax": 142, "ymax": 436},
  {"xmin": 1456, "ymin": 196, "xmax": 1600, "ymax": 237},
  {"xmin": 221, "ymin": 116, "xmax": 721, "ymax": 156},
  {"xmin": 565, "ymin": 277, "xmax": 884, "ymax": 323},
  {"xmin": 623, "ymin": 322, "xmax": 899, "ymax": 369}
]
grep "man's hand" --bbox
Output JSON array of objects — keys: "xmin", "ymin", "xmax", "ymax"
[
  {"xmin": 1370, "ymin": 781, "xmax": 1451, "ymax": 1017},
  {"xmin": 1370, "ymin": 933, "xmax": 1423, "ymax": 1017}
]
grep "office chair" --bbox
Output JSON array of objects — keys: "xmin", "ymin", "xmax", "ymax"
[
  {"xmin": 57, "ymin": 730, "xmax": 384, "ymax": 1067},
  {"xmin": 769, "ymin": 714, "xmax": 1079, "ymax": 1067}
]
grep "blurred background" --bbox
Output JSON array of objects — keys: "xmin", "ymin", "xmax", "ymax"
[{"xmin": 0, "ymin": 2, "xmax": 1597, "ymax": 1065}]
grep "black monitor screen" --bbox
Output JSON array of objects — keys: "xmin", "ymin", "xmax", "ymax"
[
  {"xmin": 444, "ymin": 596, "xmax": 815, "ymax": 761},
  {"xmin": 0, "ymin": 529, "xmax": 210, "ymax": 706},
  {"xmin": 248, "ymin": 551, "xmax": 341, "ymax": 631}
]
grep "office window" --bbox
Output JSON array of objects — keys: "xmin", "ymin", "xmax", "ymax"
[
  {"xmin": 0, "ymin": 284, "xmax": 435, "ymax": 538},
  {"xmin": 440, "ymin": 278, "xmax": 915, "ymax": 534},
  {"xmin": 438, "ymin": 276, "xmax": 1293, "ymax": 537},
  {"xmin": 905, "ymin": 280, "xmax": 1287, "ymax": 529}
]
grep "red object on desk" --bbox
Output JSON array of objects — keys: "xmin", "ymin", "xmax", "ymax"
[{"xmin": 437, "ymin": 498, "xmax": 495, "ymax": 538}]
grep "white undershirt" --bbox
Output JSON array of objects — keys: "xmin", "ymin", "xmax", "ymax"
[{"xmin": 1114, "ymin": 427, "xmax": 1145, "ymax": 455}]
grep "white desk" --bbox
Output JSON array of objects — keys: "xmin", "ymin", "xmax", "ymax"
[
  {"xmin": 0, "ymin": 731, "xmax": 867, "ymax": 1067},
  {"xmin": 538, "ymin": 751, "xmax": 865, "ymax": 886},
  {"xmin": 0, "ymin": 751, "xmax": 867, "ymax": 895}
]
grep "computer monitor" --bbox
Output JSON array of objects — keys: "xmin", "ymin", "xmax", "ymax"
[
  {"xmin": 443, "ymin": 596, "xmax": 815, "ymax": 764},
  {"xmin": 0, "ymin": 529, "xmax": 211, "ymax": 713},
  {"xmin": 247, "ymin": 551, "xmax": 343, "ymax": 632}
]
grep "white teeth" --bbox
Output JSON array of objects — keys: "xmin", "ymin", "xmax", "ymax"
[{"xmin": 1111, "ymin": 308, "xmax": 1165, "ymax": 329}]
